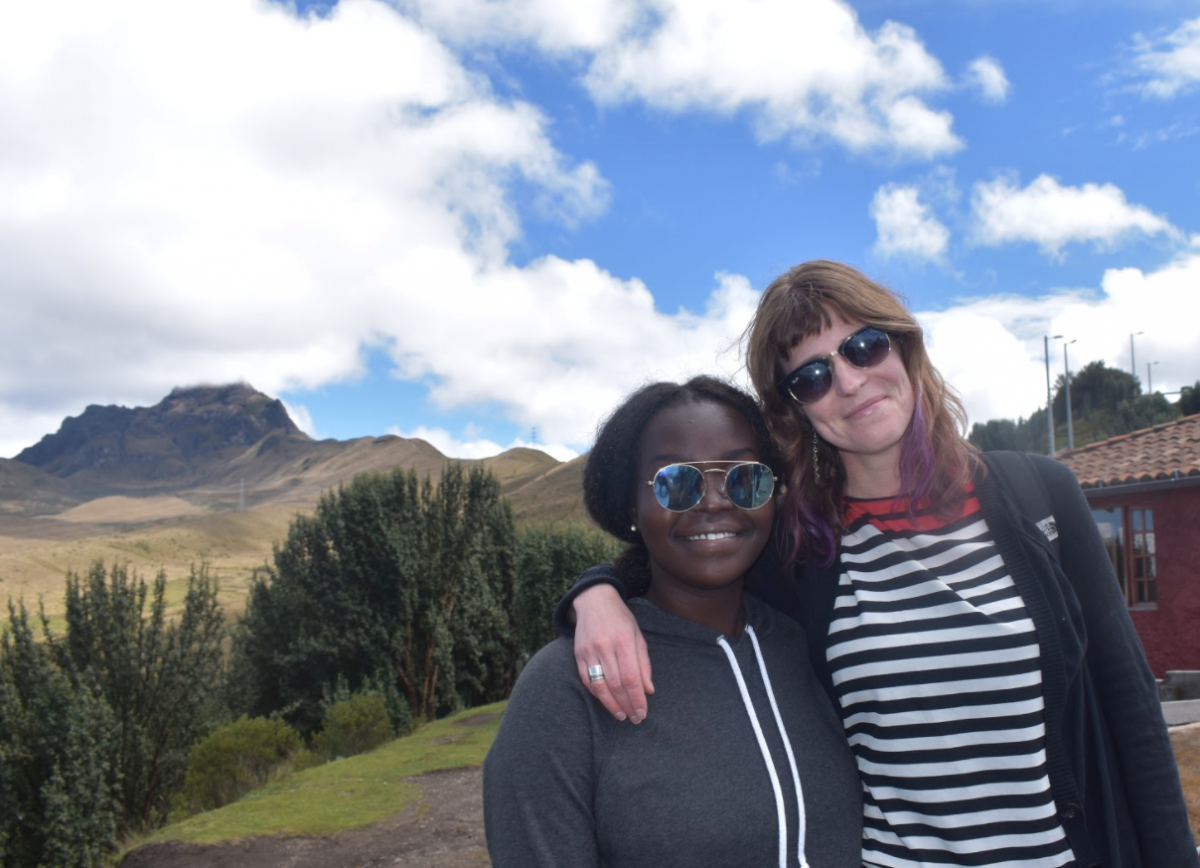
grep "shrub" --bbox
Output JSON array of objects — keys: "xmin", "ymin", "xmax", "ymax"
[
  {"xmin": 312, "ymin": 694, "xmax": 392, "ymax": 761},
  {"xmin": 0, "ymin": 602, "xmax": 120, "ymax": 868},
  {"xmin": 231, "ymin": 464, "xmax": 518, "ymax": 730},
  {"xmin": 513, "ymin": 523, "xmax": 622, "ymax": 655},
  {"xmin": 49, "ymin": 561, "xmax": 226, "ymax": 832},
  {"xmin": 173, "ymin": 716, "xmax": 301, "ymax": 816}
]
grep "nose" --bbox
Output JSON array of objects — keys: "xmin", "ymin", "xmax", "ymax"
[
  {"xmin": 830, "ymin": 354, "xmax": 868, "ymax": 397},
  {"xmin": 696, "ymin": 469, "xmax": 732, "ymax": 511}
]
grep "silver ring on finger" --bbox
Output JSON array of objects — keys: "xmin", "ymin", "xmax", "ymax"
[{"xmin": 587, "ymin": 664, "xmax": 605, "ymax": 682}]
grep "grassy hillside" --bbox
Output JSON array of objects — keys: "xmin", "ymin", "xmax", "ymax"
[
  {"xmin": 130, "ymin": 702, "xmax": 504, "ymax": 852},
  {"xmin": 0, "ymin": 443, "xmax": 594, "ymax": 621},
  {"xmin": 0, "ymin": 503, "xmax": 295, "ymax": 622}
]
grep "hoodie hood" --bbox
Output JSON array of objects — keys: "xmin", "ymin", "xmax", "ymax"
[{"xmin": 628, "ymin": 593, "xmax": 783, "ymax": 644}]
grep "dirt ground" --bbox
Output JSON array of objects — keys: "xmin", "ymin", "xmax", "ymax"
[{"xmin": 119, "ymin": 766, "xmax": 491, "ymax": 868}]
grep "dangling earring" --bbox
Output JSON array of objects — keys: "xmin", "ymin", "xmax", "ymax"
[{"xmin": 811, "ymin": 429, "xmax": 822, "ymax": 486}]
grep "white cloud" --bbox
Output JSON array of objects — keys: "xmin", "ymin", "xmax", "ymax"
[
  {"xmin": 0, "ymin": 0, "xmax": 626, "ymax": 456},
  {"xmin": 971, "ymin": 173, "xmax": 1177, "ymax": 257},
  {"xmin": 0, "ymin": 0, "xmax": 788, "ymax": 460},
  {"xmin": 377, "ymin": 263, "xmax": 760, "ymax": 445},
  {"xmin": 1130, "ymin": 17, "xmax": 1200, "ymax": 99},
  {"xmin": 965, "ymin": 56, "xmax": 1009, "ymax": 104},
  {"xmin": 281, "ymin": 400, "xmax": 318, "ymax": 439},
  {"xmin": 870, "ymin": 183, "xmax": 950, "ymax": 261},
  {"xmin": 919, "ymin": 248, "xmax": 1200, "ymax": 428},
  {"xmin": 393, "ymin": 425, "xmax": 579, "ymax": 462},
  {"xmin": 586, "ymin": 3, "xmax": 961, "ymax": 158},
  {"xmin": 395, "ymin": 0, "xmax": 641, "ymax": 53},
  {"xmin": 406, "ymin": 0, "xmax": 963, "ymax": 159}
]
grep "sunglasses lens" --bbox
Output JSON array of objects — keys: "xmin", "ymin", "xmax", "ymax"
[
  {"xmin": 652, "ymin": 464, "xmax": 705, "ymax": 512},
  {"xmin": 784, "ymin": 362, "xmax": 833, "ymax": 404},
  {"xmin": 842, "ymin": 328, "xmax": 891, "ymax": 368},
  {"xmin": 725, "ymin": 463, "xmax": 775, "ymax": 510}
]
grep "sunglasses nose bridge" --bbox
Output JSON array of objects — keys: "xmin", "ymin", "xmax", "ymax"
[
  {"xmin": 696, "ymin": 467, "xmax": 732, "ymax": 509},
  {"xmin": 829, "ymin": 351, "xmax": 869, "ymax": 394}
]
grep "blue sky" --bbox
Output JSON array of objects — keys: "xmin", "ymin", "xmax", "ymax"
[{"xmin": 3, "ymin": 0, "xmax": 1200, "ymax": 461}]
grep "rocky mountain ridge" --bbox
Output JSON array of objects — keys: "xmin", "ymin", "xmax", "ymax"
[
  {"xmin": 3, "ymin": 385, "xmax": 585, "ymax": 524},
  {"xmin": 17, "ymin": 384, "xmax": 306, "ymax": 481}
]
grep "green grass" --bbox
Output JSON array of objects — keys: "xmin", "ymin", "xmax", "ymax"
[{"xmin": 141, "ymin": 702, "xmax": 505, "ymax": 846}]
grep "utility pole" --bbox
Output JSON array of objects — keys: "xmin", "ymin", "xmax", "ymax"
[
  {"xmin": 1130, "ymin": 331, "xmax": 1144, "ymax": 385},
  {"xmin": 1148, "ymin": 361, "xmax": 1160, "ymax": 394},
  {"xmin": 1045, "ymin": 334, "xmax": 1062, "ymax": 453},
  {"xmin": 1062, "ymin": 338, "xmax": 1077, "ymax": 451}
]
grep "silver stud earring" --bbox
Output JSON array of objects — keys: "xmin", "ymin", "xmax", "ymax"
[{"xmin": 630, "ymin": 523, "xmax": 637, "ymax": 532}]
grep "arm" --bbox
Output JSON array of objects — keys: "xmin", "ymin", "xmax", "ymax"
[
  {"xmin": 553, "ymin": 565, "xmax": 655, "ymax": 724},
  {"xmin": 1034, "ymin": 456, "xmax": 1197, "ymax": 863},
  {"xmin": 483, "ymin": 643, "xmax": 603, "ymax": 868}
]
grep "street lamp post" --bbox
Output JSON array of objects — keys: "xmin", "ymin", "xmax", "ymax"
[
  {"xmin": 1063, "ymin": 338, "xmax": 1077, "ymax": 451},
  {"xmin": 1148, "ymin": 361, "xmax": 1160, "ymax": 394},
  {"xmin": 1045, "ymin": 334, "xmax": 1062, "ymax": 453},
  {"xmin": 1130, "ymin": 331, "xmax": 1144, "ymax": 385}
]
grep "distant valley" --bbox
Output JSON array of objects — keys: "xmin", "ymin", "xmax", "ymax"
[{"xmin": 0, "ymin": 384, "xmax": 588, "ymax": 617}]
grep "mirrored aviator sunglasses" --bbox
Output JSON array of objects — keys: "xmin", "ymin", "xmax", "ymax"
[
  {"xmin": 776, "ymin": 326, "xmax": 892, "ymax": 405},
  {"xmin": 647, "ymin": 462, "xmax": 776, "ymax": 513}
]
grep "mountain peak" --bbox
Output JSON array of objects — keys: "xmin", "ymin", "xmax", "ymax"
[{"xmin": 15, "ymin": 383, "xmax": 306, "ymax": 481}]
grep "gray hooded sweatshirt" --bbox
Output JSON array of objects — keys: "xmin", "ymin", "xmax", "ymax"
[{"xmin": 483, "ymin": 595, "xmax": 863, "ymax": 868}]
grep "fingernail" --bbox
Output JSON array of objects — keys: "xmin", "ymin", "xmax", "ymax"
[{"xmin": 615, "ymin": 711, "xmax": 627, "ymax": 721}]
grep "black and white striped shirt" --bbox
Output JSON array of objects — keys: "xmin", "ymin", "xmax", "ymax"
[{"xmin": 830, "ymin": 489, "xmax": 1075, "ymax": 868}]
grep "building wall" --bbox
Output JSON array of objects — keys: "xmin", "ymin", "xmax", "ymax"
[{"xmin": 1085, "ymin": 485, "xmax": 1200, "ymax": 678}]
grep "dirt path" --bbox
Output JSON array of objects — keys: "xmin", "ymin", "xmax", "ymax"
[{"xmin": 120, "ymin": 767, "xmax": 491, "ymax": 868}]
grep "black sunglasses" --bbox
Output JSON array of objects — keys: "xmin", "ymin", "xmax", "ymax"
[
  {"xmin": 776, "ymin": 326, "xmax": 892, "ymax": 405},
  {"xmin": 646, "ymin": 461, "xmax": 776, "ymax": 513}
]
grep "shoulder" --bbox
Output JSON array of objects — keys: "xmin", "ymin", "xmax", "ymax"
[
  {"xmin": 977, "ymin": 450, "xmax": 1082, "ymax": 503},
  {"xmin": 1024, "ymin": 452, "xmax": 1081, "ymax": 488},
  {"xmin": 513, "ymin": 638, "xmax": 584, "ymax": 695},
  {"xmin": 501, "ymin": 638, "xmax": 598, "ymax": 730}
]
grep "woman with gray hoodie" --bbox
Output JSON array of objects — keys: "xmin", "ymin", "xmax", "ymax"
[{"xmin": 483, "ymin": 376, "xmax": 862, "ymax": 868}]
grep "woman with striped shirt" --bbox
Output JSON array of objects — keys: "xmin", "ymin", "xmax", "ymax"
[{"xmin": 560, "ymin": 261, "xmax": 1197, "ymax": 867}]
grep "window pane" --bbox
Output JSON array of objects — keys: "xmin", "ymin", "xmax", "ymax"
[
  {"xmin": 1147, "ymin": 532, "xmax": 1156, "ymax": 555},
  {"xmin": 1136, "ymin": 558, "xmax": 1144, "ymax": 579},
  {"xmin": 1148, "ymin": 581, "xmax": 1157, "ymax": 603},
  {"xmin": 1144, "ymin": 510, "xmax": 1153, "ymax": 530},
  {"xmin": 1132, "ymin": 510, "xmax": 1143, "ymax": 531},
  {"xmin": 1134, "ymin": 532, "xmax": 1144, "ymax": 554},
  {"xmin": 1092, "ymin": 508, "xmax": 1125, "ymax": 586},
  {"xmin": 1149, "ymin": 557, "xmax": 1156, "ymax": 578}
]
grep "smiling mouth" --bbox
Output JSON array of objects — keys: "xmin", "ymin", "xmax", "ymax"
[
  {"xmin": 687, "ymin": 531, "xmax": 738, "ymax": 541},
  {"xmin": 847, "ymin": 396, "xmax": 885, "ymax": 418}
]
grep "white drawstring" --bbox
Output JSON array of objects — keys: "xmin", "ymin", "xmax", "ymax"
[
  {"xmin": 717, "ymin": 626, "xmax": 809, "ymax": 868},
  {"xmin": 746, "ymin": 625, "xmax": 809, "ymax": 868}
]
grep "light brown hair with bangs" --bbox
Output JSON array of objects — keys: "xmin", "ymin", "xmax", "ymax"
[{"xmin": 743, "ymin": 260, "xmax": 978, "ymax": 565}]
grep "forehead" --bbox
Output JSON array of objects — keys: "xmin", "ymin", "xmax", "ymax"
[
  {"xmin": 785, "ymin": 311, "xmax": 865, "ymax": 363},
  {"xmin": 637, "ymin": 401, "xmax": 758, "ymax": 467}
]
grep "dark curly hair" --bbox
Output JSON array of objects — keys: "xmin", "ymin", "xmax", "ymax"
[{"xmin": 583, "ymin": 375, "xmax": 778, "ymax": 595}]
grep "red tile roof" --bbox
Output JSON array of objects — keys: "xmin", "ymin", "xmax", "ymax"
[{"xmin": 1055, "ymin": 413, "xmax": 1200, "ymax": 488}]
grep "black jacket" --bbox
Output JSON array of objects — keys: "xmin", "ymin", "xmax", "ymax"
[{"xmin": 559, "ymin": 453, "xmax": 1198, "ymax": 867}]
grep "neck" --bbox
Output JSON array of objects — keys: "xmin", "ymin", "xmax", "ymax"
[
  {"xmin": 840, "ymin": 447, "xmax": 903, "ymax": 499},
  {"xmin": 645, "ymin": 579, "xmax": 746, "ymax": 638}
]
